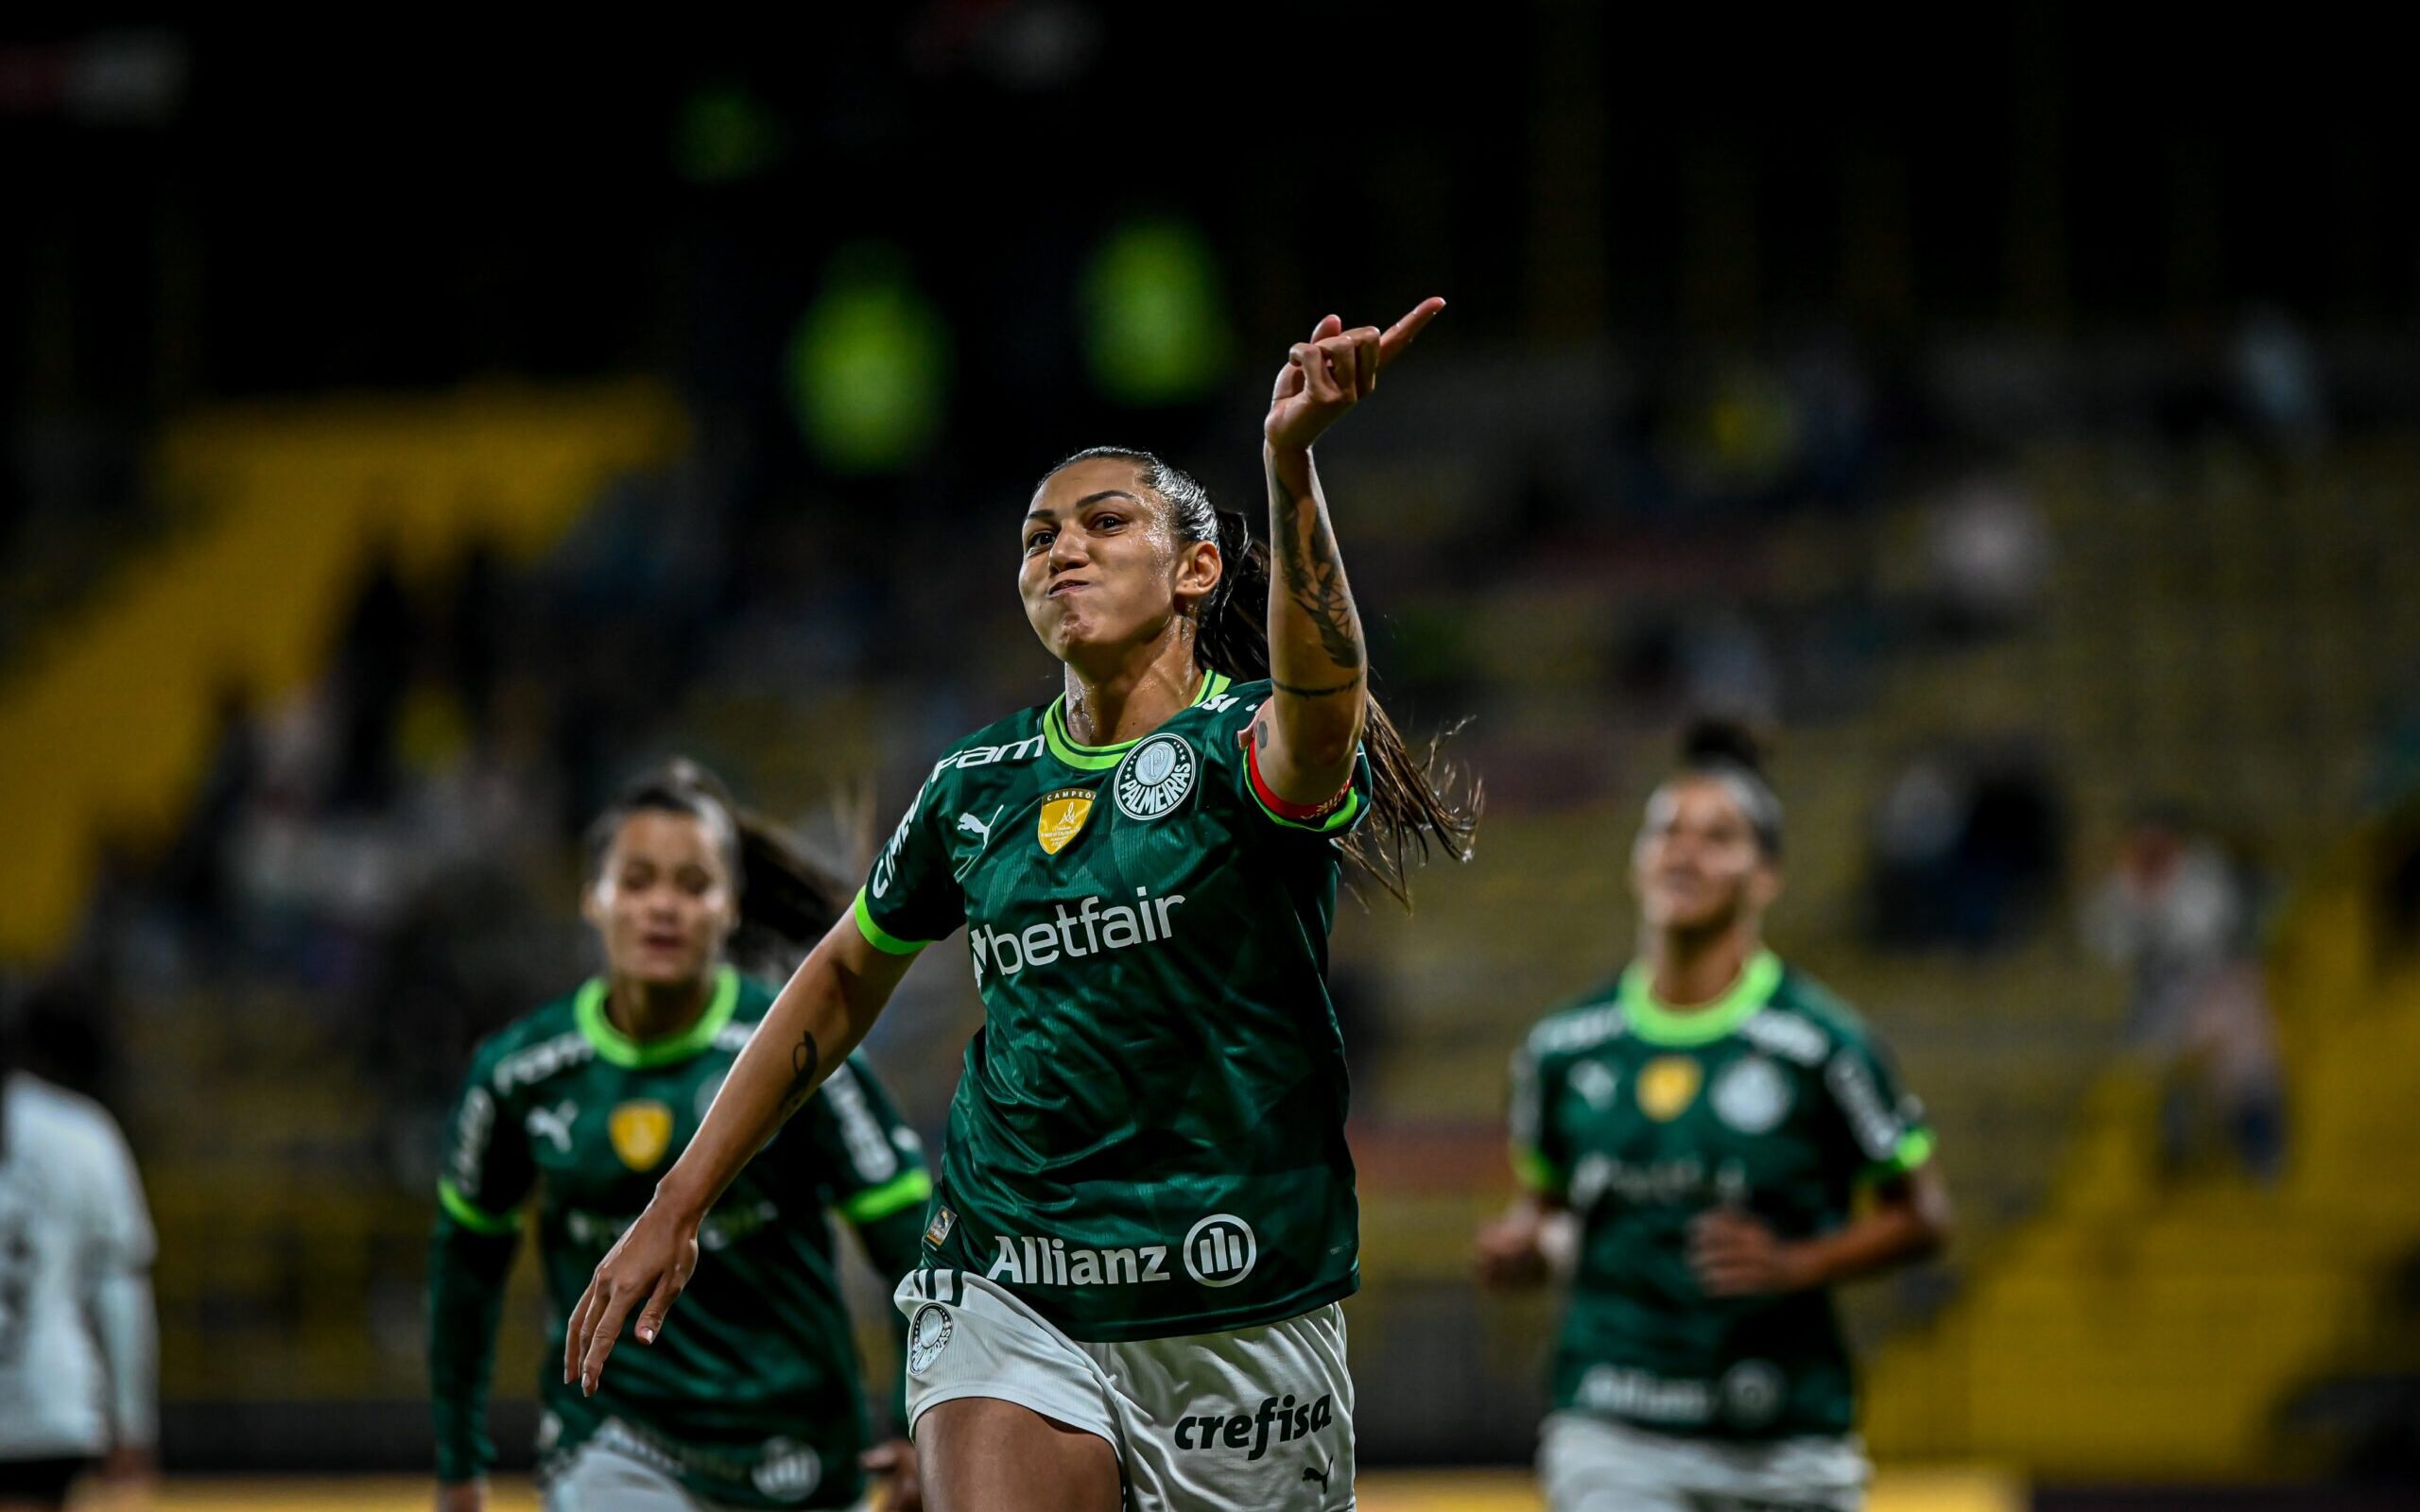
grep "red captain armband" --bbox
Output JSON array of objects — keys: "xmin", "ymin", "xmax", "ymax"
[{"xmin": 1244, "ymin": 725, "xmax": 1355, "ymax": 824}]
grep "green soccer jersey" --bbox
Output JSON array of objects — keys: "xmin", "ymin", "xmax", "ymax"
[
  {"xmin": 428, "ymin": 968, "xmax": 932, "ymax": 1509},
  {"xmin": 1508, "ymin": 952, "xmax": 1933, "ymax": 1442},
  {"xmin": 852, "ymin": 671, "xmax": 1372, "ymax": 1343}
]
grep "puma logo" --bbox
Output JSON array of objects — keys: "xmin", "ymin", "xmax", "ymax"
[
  {"xmin": 526, "ymin": 1101, "xmax": 577, "ymax": 1153},
  {"xmin": 958, "ymin": 809, "xmax": 998, "ymax": 841},
  {"xmin": 1302, "ymin": 1460, "xmax": 1330, "ymax": 1491}
]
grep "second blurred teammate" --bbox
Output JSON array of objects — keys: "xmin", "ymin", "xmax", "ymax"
[{"xmin": 429, "ymin": 762, "xmax": 930, "ymax": 1512}]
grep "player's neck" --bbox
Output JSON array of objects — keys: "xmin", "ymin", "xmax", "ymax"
[
  {"xmin": 605, "ymin": 973, "xmax": 715, "ymax": 1044},
  {"xmin": 1644, "ymin": 925, "xmax": 1761, "ymax": 1009},
  {"xmin": 1061, "ymin": 627, "xmax": 1201, "ymax": 747}
]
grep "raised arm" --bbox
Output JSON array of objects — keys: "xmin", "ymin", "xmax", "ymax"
[
  {"xmin": 1253, "ymin": 298, "xmax": 1443, "ymax": 805},
  {"xmin": 564, "ymin": 914, "xmax": 917, "ymax": 1395}
]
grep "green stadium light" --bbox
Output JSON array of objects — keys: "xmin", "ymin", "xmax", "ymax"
[
  {"xmin": 786, "ymin": 247, "xmax": 951, "ymax": 475},
  {"xmin": 1080, "ymin": 216, "xmax": 1232, "ymax": 406}
]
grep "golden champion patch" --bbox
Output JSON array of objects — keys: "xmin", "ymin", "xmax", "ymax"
[
  {"xmin": 1637, "ymin": 1056, "xmax": 1703, "ymax": 1122},
  {"xmin": 609, "ymin": 1100, "xmax": 674, "ymax": 1170},
  {"xmin": 1037, "ymin": 788, "xmax": 1096, "ymax": 854}
]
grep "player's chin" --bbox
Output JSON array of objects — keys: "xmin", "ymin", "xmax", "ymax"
[
  {"xmin": 1651, "ymin": 890, "xmax": 1739, "ymax": 933},
  {"xmin": 627, "ymin": 950, "xmax": 711, "ymax": 988},
  {"xmin": 1037, "ymin": 605, "xmax": 1124, "ymax": 661}
]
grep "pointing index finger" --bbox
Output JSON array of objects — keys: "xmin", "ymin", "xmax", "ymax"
[{"xmin": 1376, "ymin": 297, "xmax": 1446, "ymax": 369}]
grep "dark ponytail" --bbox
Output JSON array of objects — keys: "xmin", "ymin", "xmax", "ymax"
[
  {"xmin": 584, "ymin": 759, "xmax": 855, "ymax": 976},
  {"xmin": 1051, "ymin": 447, "xmax": 1480, "ymax": 906},
  {"xmin": 1672, "ymin": 717, "xmax": 1785, "ymax": 858}
]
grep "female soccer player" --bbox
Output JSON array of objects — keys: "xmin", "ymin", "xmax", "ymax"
[
  {"xmin": 565, "ymin": 300, "xmax": 1475, "ymax": 1512},
  {"xmin": 431, "ymin": 762, "xmax": 933, "ymax": 1512},
  {"xmin": 1476, "ymin": 725, "xmax": 1952, "ymax": 1512}
]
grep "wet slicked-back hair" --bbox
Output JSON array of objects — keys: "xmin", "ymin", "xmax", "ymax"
[{"xmin": 1046, "ymin": 446, "xmax": 1479, "ymax": 904}]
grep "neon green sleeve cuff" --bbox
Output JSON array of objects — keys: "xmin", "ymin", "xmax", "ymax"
[
  {"xmin": 838, "ymin": 1167, "xmax": 934, "ymax": 1225},
  {"xmin": 853, "ymin": 888, "xmax": 927, "ymax": 956},
  {"xmin": 438, "ymin": 1180, "xmax": 522, "ymax": 1236},
  {"xmin": 1861, "ymin": 1126, "xmax": 1936, "ymax": 1181},
  {"xmin": 1512, "ymin": 1143, "xmax": 1566, "ymax": 1199}
]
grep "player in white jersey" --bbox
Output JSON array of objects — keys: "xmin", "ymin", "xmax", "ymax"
[{"xmin": 0, "ymin": 1020, "xmax": 158, "ymax": 1512}]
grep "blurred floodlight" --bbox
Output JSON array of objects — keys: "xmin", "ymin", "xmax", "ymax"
[
  {"xmin": 1080, "ymin": 216, "xmax": 1232, "ymax": 407},
  {"xmin": 786, "ymin": 246, "xmax": 951, "ymax": 475}
]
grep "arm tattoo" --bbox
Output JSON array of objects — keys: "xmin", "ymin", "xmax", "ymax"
[
  {"xmin": 779, "ymin": 1030, "xmax": 821, "ymax": 1118},
  {"xmin": 1269, "ymin": 465, "xmax": 1364, "ymax": 672}
]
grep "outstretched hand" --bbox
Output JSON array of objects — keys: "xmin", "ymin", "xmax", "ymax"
[
  {"xmin": 1473, "ymin": 1207, "xmax": 1552, "ymax": 1290},
  {"xmin": 563, "ymin": 1196, "xmax": 700, "ymax": 1396},
  {"xmin": 1265, "ymin": 297, "xmax": 1444, "ymax": 453}
]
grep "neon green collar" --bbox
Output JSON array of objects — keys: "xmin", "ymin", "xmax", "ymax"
[
  {"xmin": 575, "ymin": 965, "xmax": 741, "ymax": 1068},
  {"xmin": 1617, "ymin": 950, "xmax": 1784, "ymax": 1045},
  {"xmin": 1044, "ymin": 670, "xmax": 1233, "ymax": 771}
]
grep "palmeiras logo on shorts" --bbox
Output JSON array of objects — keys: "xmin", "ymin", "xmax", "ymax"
[
  {"xmin": 751, "ymin": 1438, "xmax": 823, "ymax": 1503},
  {"xmin": 1037, "ymin": 788, "xmax": 1095, "ymax": 854},
  {"xmin": 1720, "ymin": 1359, "xmax": 1785, "ymax": 1430},
  {"xmin": 1711, "ymin": 1055, "xmax": 1792, "ymax": 1134},
  {"xmin": 908, "ymin": 1303, "xmax": 953, "ymax": 1373},
  {"xmin": 1183, "ymin": 1213, "xmax": 1257, "ymax": 1288},
  {"xmin": 1115, "ymin": 733, "xmax": 1197, "ymax": 821}
]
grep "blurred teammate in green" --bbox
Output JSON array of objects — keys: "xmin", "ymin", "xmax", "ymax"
[
  {"xmin": 562, "ymin": 302, "xmax": 1478, "ymax": 1512},
  {"xmin": 429, "ymin": 763, "xmax": 931, "ymax": 1511},
  {"xmin": 1478, "ymin": 725, "xmax": 1953, "ymax": 1512}
]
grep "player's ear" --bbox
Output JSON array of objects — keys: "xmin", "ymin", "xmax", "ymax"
[
  {"xmin": 1175, "ymin": 536, "xmax": 1220, "ymax": 609},
  {"xmin": 1627, "ymin": 826, "xmax": 1656, "ymax": 901},
  {"xmin": 579, "ymin": 878, "xmax": 609, "ymax": 933}
]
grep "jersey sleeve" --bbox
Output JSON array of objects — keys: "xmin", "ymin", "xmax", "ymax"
[
  {"xmin": 428, "ymin": 1038, "xmax": 529, "ymax": 1484},
  {"xmin": 1217, "ymin": 684, "xmax": 1374, "ymax": 836},
  {"xmin": 799, "ymin": 1055, "xmax": 934, "ymax": 1232},
  {"xmin": 853, "ymin": 770, "xmax": 966, "ymax": 954},
  {"xmin": 436, "ymin": 1040, "xmax": 534, "ymax": 1237},
  {"xmin": 1507, "ymin": 1036, "xmax": 1571, "ymax": 1201},
  {"xmin": 1815, "ymin": 1025, "xmax": 1934, "ymax": 1182}
]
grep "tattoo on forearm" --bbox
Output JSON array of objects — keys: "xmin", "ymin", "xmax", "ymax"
[
  {"xmin": 1268, "ymin": 465, "xmax": 1364, "ymax": 671},
  {"xmin": 779, "ymin": 1031, "xmax": 821, "ymax": 1117},
  {"xmin": 1271, "ymin": 676, "xmax": 1362, "ymax": 698}
]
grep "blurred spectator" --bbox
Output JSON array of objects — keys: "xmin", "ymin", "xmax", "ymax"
[
  {"xmin": 1868, "ymin": 743, "xmax": 2066, "ymax": 952},
  {"xmin": 2232, "ymin": 307, "xmax": 2330, "ymax": 454},
  {"xmin": 155, "ymin": 681, "xmax": 259, "ymax": 955},
  {"xmin": 2083, "ymin": 808, "xmax": 2246, "ymax": 1038},
  {"xmin": 2083, "ymin": 808, "xmax": 2286, "ymax": 1182},
  {"xmin": 1924, "ymin": 472, "xmax": 2050, "ymax": 639},
  {"xmin": 329, "ymin": 538, "xmax": 417, "ymax": 812}
]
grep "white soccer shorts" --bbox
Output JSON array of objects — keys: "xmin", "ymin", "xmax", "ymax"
[
  {"xmin": 895, "ymin": 1267, "xmax": 1354, "ymax": 1512},
  {"xmin": 1538, "ymin": 1409, "xmax": 1868, "ymax": 1512}
]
